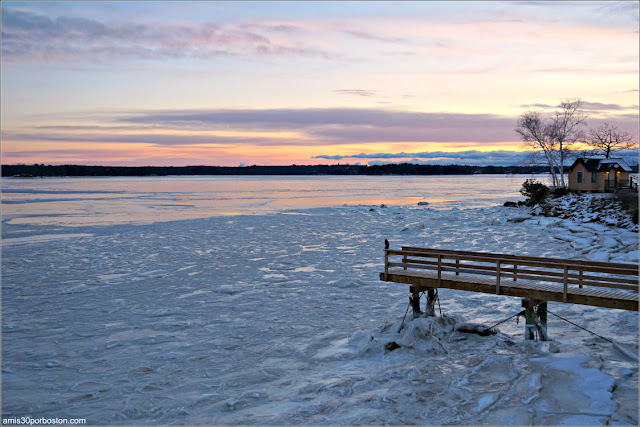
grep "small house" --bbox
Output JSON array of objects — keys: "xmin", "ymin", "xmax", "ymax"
[{"xmin": 566, "ymin": 157, "xmax": 632, "ymax": 192}]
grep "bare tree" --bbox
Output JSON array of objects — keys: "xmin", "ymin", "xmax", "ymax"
[
  {"xmin": 546, "ymin": 98, "xmax": 587, "ymax": 187},
  {"xmin": 515, "ymin": 98, "xmax": 587, "ymax": 188},
  {"xmin": 516, "ymin": 111, "xmax": 560, "ymax": 187},
  {"xmin": 587, "ymin": 122, "xmax": 636, "ymax": 158}
]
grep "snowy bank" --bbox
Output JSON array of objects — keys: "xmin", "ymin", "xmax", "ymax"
[{"xmin": 527, "ymin": 192, "xmax": 638, "ymax": 232}]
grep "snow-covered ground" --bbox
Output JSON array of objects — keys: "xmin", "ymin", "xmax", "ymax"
[
  {"xmin": 2, "ymin": 203, "xmax": 638, "ymax": 425},
  {"xmin": 530, "ymin": 191, "xmax": 639, "ymax": 233}
]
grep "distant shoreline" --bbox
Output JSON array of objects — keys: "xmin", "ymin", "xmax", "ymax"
[{"xmin": 1, "ymin": 163, "xmax": 553, "ymax": 177}]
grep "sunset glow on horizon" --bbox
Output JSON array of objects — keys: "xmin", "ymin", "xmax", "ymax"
[{"xmin": 2, "ymin": 1, "xmax": 638, "ymax": 167}]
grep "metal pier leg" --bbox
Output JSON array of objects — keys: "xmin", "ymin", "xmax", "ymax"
[
  {"xmin": 425, "ymin": 289, "xmax": 437, "ymax": 317},
  {"xmin": 524, "ymin": 306, "xmax": 536, "ymax": 340},
  {"xmin": 410, "ymin": 288, "xmax": 421, "ymax": 317},
  {"xmin": 537, "ymin": 302, "xmax": 548, "ymax": 341},
  {"xmin": 522, "ymin": 299, "xmax": 548, "ymax": 341}
]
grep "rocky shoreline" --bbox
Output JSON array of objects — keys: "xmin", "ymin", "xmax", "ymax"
[
  {"xmin": 502, "ymin": 192, "xmax": 639, "ymax": 264},
  {"xmin": 507, "ymin": 192, "xmax": 639, "ymax": 232}
]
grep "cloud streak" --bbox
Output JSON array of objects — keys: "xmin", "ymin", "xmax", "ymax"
[
  {"xmin": 1, "ymin": 7, "xmax": 335, "ymax": 63},
  {"xmin": 520, "ymin": 101, "xmax": 639, "ymax": 112},
  {"xmin": 334, "ymin": 89, "xmax": 377, "ymax": 97},
  {"xmin": 116, "ymin": 108, "xmax": 519, "ymax": 143},
  {"xmin": 5, "ymin": 105, "xmax": 637, "ymax": 150},
  {"xmin": 312, "ymin": 148, "xmax": 639, "ymax": 167},
  {"xmin": 313, "ymin": 149, "xmax": 531, "ymax": 164},
  {"xmin": 341, "ymin": 29, "xmax": 405, "ymax": 43},
  {"xmin": 1, "ymin": 131, "xmax": 305, "ymax": 147}
]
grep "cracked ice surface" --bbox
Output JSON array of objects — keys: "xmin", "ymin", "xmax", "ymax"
[{"xmin": 2, "ymin": 202, "xmax": 638, "ymax": 425}]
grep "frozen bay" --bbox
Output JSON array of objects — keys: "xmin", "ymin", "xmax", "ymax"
[
  {"xmin": 1, "ymin": 175, "xmax": 638, "ymax": 425},
  {"xmin": 1, "ymin": 174, "xmax": 527, "ymax": 228}
]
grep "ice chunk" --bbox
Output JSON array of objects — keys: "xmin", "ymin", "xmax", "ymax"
[
  {"xmin": 590, "ymin": 252, "xmax": 610, "ymax": 263},
  {"xmin": 624, "ymin": 250, "xmax": 639, "ymax": 263}
]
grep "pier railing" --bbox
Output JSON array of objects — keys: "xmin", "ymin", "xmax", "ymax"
[{"xmin": 382, "ymin": 247, "xmax": 638, "ymax": 310}]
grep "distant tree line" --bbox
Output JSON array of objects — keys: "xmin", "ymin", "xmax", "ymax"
[{"xmin": 1, "ymin": 163, "xmax": 556, "ymax": 178}]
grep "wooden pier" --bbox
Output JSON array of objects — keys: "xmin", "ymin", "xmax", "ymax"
[{"xmin": 380, "ymin": 246, "xmax": 638, "ymax": 339}]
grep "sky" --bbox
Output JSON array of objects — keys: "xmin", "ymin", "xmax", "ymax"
[{"xmin": 1, "ymin": 1, "xmax": 638, "ymax": 167}]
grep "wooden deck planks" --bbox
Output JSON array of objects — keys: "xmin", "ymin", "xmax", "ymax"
[{"xmin": 381, "ymin": 268, "xmax": 638, "ymax": 311}]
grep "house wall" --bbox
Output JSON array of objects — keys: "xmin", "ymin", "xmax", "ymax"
[
  {"xmin": 568, "ymin": 163, "xmax": 604, "ymax": 192},
  {"xmin": 605, "ymin": 170, "xmax": 631, "ymax": 188},
  {"xmin": 620, "ymin": 171, "xmax": 630, "ymax": 183}
]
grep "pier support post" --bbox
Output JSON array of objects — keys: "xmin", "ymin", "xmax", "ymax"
[
  {"xmin": 425, "ymin": 289, "xmax": 437, "ymax": 317},
  {"xmin": 537, "ymin": 302, "xmax": 548, "ymax": 340},
  {"xmin": 524, "ymin": 306, "xmax": 536, "ymax": 340},
  {"xmin": 522, "ymin": 299, "xmax": 548, "ymax": 341},
  {"xmin": 410, "ymin": 288, "xmax": 421, "ymax": 317}
]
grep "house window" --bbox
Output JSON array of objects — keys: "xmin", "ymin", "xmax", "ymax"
[
  {"xmin": 577, "ymin": 172, "xmax": 582, "ymax": 183},
  {"xmin": 591, "ymin": 172, "xmax": 597, "ymax": 183}
]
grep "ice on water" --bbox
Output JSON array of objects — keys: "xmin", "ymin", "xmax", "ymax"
[{"xmin": 2, "ymin": 179, "xmax": 638, "ymax": 425}]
